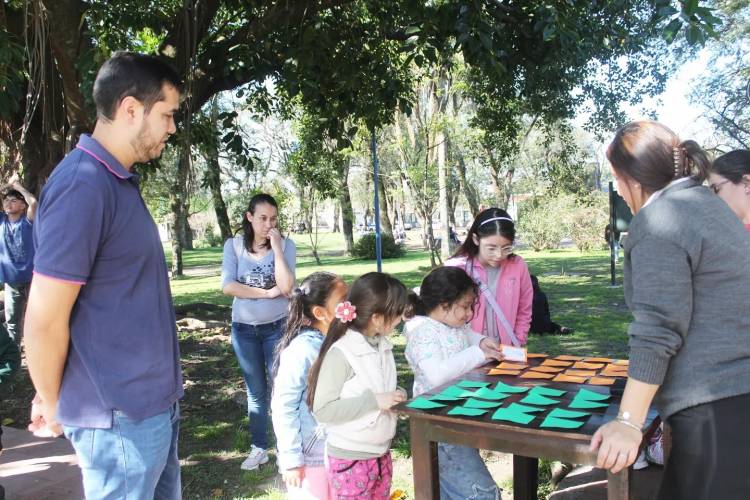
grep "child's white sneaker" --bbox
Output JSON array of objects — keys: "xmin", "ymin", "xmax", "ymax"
[{"xmin": 240, "ymin": 445, "xmax": 269, "ymax": 471}]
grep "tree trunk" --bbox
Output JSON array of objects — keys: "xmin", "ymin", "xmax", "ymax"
[
  {"xmin": 437, "ymin": 128, "xmax": 451, "ymax": 260},
  {"xmin": 332, "ymin": 202, "xmax": 340, "ymax": 232},
  {"xmin": 377, "ymin": 174, "xmax": 393, "ymax": 236},
  {"xmin": 205, "ymin": 100, "xmax": 232, "ymax": 241},
  {"xmin": 205, "ymin": 151, "xmax": 232, "ymax": 241},
  {"xmin": 339, "ymin": 161, "xmax": 355, "ymax": 254},
  {"xmin": 169, "ymin": 145, "xmax": 192, "ymax": 276}
]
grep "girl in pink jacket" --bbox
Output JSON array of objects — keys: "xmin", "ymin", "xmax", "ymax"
[{"xmin": 445, "ymin": 208, "xmax": 533, "ymax": 346}]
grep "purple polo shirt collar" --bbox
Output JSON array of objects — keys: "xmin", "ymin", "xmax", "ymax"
[{"xmin": 76, "ymin": 134, "xmax": 136, "ymax": 181}]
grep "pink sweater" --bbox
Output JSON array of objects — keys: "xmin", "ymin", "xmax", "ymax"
[{"xmin": 445, "ymin": 254, "xmax": 533, "ymax": 346}]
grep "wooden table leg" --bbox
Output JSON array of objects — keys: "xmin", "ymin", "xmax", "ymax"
[
  {"xmin": 410, "ymin": 418, "xmax": 439, "ymax": 500},
  {"xmin": 607, "ymin": 468, "xmax": 631, "ymax": 500},
  {"xmin": 513, "ymin": 455, "xmax": 538, "ymax": 500}
]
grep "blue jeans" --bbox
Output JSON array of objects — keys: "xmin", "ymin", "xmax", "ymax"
[
  {"xmin": 231, "ymin": 318, "xmax": 284, "ymax": 449},
  {"xmin": 438, "ymin": 443, "xmax": 501, "ymax": 500},
  {"xmin": 63, "ymin": 402, "xmax": 181, "ymax": 500}
]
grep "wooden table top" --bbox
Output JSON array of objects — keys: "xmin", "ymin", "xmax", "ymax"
[{"xmin": 396, "ymin": 356, "xmax": 656, "ymax": 442}]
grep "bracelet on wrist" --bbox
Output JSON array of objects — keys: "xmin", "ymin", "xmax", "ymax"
[{"xmin": 614, "ymin": 414, "xmax": 643, "ymax": 433}]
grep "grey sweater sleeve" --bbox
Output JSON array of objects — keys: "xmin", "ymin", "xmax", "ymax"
[
  {"xmin": 626, "ymin": 235, "xmax": 692, "ymax": 385},
  {"xmin": 312, "ymin": 347, "xmax": 379, "ymax": 424}
]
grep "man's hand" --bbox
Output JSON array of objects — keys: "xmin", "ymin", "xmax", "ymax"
[{"xmin": 27, "ymin": 393, "xmax": 63, "ymax": 438}]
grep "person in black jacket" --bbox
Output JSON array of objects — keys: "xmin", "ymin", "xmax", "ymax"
[{"xmin": 529, "ymin": 275, "xmax": 573, "ymax": 335}]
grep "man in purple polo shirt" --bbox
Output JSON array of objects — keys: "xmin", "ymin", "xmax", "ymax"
[{"xmin": 24, "ymin": 52, "xmax": 184, "ymax": 499}]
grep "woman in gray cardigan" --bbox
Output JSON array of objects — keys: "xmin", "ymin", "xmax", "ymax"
[{"xmin": 589, "ymin": 121, "xmax": 750, "ymax": 500}]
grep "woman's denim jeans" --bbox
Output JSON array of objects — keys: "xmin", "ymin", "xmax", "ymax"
[{"xmin": 231, "ymin": 318, "xmax": 284, "ymax": 449}]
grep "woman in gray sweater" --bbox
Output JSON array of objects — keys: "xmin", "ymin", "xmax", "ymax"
[{"xmin": 589, "ymin": 121, "xmax": 750, "ymax": 500}]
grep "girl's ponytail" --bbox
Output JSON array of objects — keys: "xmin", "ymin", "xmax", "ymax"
[
  {"xmin": 405, "ymin": 291, "xmax": 425, "ymax": 318},
  {"xmin": 272, "ymin": 272, "xmax": 339, "ymax": 379}
]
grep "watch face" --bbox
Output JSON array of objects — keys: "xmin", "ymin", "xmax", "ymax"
[{"xmin": 622, "ymin": 411, "xmax": 631, "ymax": 420}]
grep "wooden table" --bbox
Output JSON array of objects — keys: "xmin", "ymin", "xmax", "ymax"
[{"xmin": 396, "ymin": 365, "xmax": 658, "ymax": 500}]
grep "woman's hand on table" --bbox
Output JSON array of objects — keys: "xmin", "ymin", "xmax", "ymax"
[
  {"xmin": 589, "ymin": 420, "xmax": 642, "ymax": 473},
  {"xmin": 479, "ymin": 338, "xmax": 504, "ymax": 362}
]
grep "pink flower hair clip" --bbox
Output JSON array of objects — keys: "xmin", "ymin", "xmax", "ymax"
[{"xmin": 335, "ymin": 301, "xmax": 357, "ymax": 323}]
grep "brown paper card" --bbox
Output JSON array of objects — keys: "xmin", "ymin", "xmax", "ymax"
[{"xmin": 553, "ymin": 374, "xmax": 587, "ymax": 383}]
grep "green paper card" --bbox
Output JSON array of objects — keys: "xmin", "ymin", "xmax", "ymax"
[
  {"xmin": 407, "ymin": 398, "xmax": 447, "ymax": 410},
  {"xmin": 569, "ymin": 398, "xmax": 609, "ymax": 409},
  {"xmin": 507, "ymin": 403, "xmax": 546, "ymax": 414},
  {"xmin": 492, "ymin": 408, "xmax": 535, "ymax": 425},
  {"xmin": 429, "ymin": 394, "xmax": 463, "ymax": 402},
  {"xmin": 540, "ymin": 416, "xmax": 585, "ymax": 429},
  {"xmin": 576, "ymin": 388, "xmax": 611, "ymax": 401},
  {"xmin": 448, "ymin": 406, "xmax": 487, "ymax": 417},
  {"xmin": 472, "ymin": 387, "xmax": 511, "ymax": 400},
  {"xmin": 464, "ymin": 398, "xmax": 504, "ymax": 409},
  {"xmin": 440, "ymin": 386, "xmax": 477, "ymax": 398},
  {"xmin": 493, "ymin": 381, "xmax": 530, "ymax": 394},
  {"xmin": 529, "ymin": 386, "xmax": 567, "ymax": 397},
  {"xmin": 456, "ymin": 380, "xmax": 490, "ymax": 389},
  {"xmin": 548, "ymin": 408, "xmax": 591, "ymax": 419},
  {"xmin": 519, "ymin": 393, "xmax": 560, "ymax": 406}
]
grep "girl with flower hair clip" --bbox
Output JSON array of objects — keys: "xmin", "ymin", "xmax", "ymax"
[{"xmin": 307, "ymin": 272, "xmax": 409, "ymax": 498}]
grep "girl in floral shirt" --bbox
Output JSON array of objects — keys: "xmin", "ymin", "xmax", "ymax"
[{"xmin": 404, "ymin": 266, "xmax": 504, "ymax": 500}]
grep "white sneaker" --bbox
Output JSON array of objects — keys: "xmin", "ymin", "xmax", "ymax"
[
  {"xmin": 633, "ymin": 450, "xmax": 649, "ymax": 470},
  {"xmin": 646, "ymin": 439, "xmax": 664, "ymax": 466},
  {"xmin": 240, "ymin": 445, "xmax": 269, "ymax": 471}
]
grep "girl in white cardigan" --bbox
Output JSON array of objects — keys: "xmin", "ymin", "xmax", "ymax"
[
  {"xmin": 404, "ymin": 266, "xmax": 504, "ymax": 500},
  {"xmin": 309, "ymin": 272, "xmax": 409, "ymax": 498}
]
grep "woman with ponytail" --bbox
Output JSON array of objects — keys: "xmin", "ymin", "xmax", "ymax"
[
  {"xmin": 221, "ymin": 193, "xmax": 296, "ymax": 470},
  {"xmin": 404, "ymin": 266, "xmax": 503, "ymax": 499},
  {"xmin": 589, "ymin": 121, "xmax": 750, "ymax": 500},
  {"xmin": 445, "ymin": 207, "xmax": 533, "ymax": 347},
  {"xmin": 271, "ymin": 272, "xmax": 348, "ymax": 499}
]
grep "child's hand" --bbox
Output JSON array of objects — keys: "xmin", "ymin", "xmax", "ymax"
[
  {"xmin": 375, "ymin": 390, "xmax": 407, "ymax": 410},
  {"xmin": 282, "ymin": 467, "xmax": 305, "ymax": 489},
  {"xmin": 479, "ymin": 338, "xmax": 504, "ymax": 362}
]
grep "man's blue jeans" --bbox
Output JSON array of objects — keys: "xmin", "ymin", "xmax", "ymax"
[
  {"xmin": 63, "ymin": 402, "xmax": 181, "ymax": 500},
  {"xmin": 231, "ymin": 318, "xmax": 284, "ymax": 450}
]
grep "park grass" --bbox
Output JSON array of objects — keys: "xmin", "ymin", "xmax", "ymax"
[{"xmin": 168, "ymin": 234, "xmax": 632, "ymax": 499}]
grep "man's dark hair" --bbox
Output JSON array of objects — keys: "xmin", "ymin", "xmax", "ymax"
[
  {"xmin": 3, "ymin": 189, "xmax": 26, "ymax": 204},
  {"xmin": 93, "ymin": 52, "xmax": 182, "ymax": 121}
]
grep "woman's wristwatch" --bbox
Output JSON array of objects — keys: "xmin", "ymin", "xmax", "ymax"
[{"xmin": 614, "ymin": 411, "xmax": 643, "ymax": 433}]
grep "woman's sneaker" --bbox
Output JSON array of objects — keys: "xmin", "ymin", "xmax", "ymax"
[{"xmin": 240, "ymin": 445, "xmax": 269, "ymax": 471}]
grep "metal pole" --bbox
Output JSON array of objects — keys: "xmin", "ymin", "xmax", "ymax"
[
  {"xmin": 609, "ymin": 181, "xmax": 616, "ymax": 286},
  {"xmin": 371, "ymin": 130, "xmax": 383, "ymax": 272}
]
